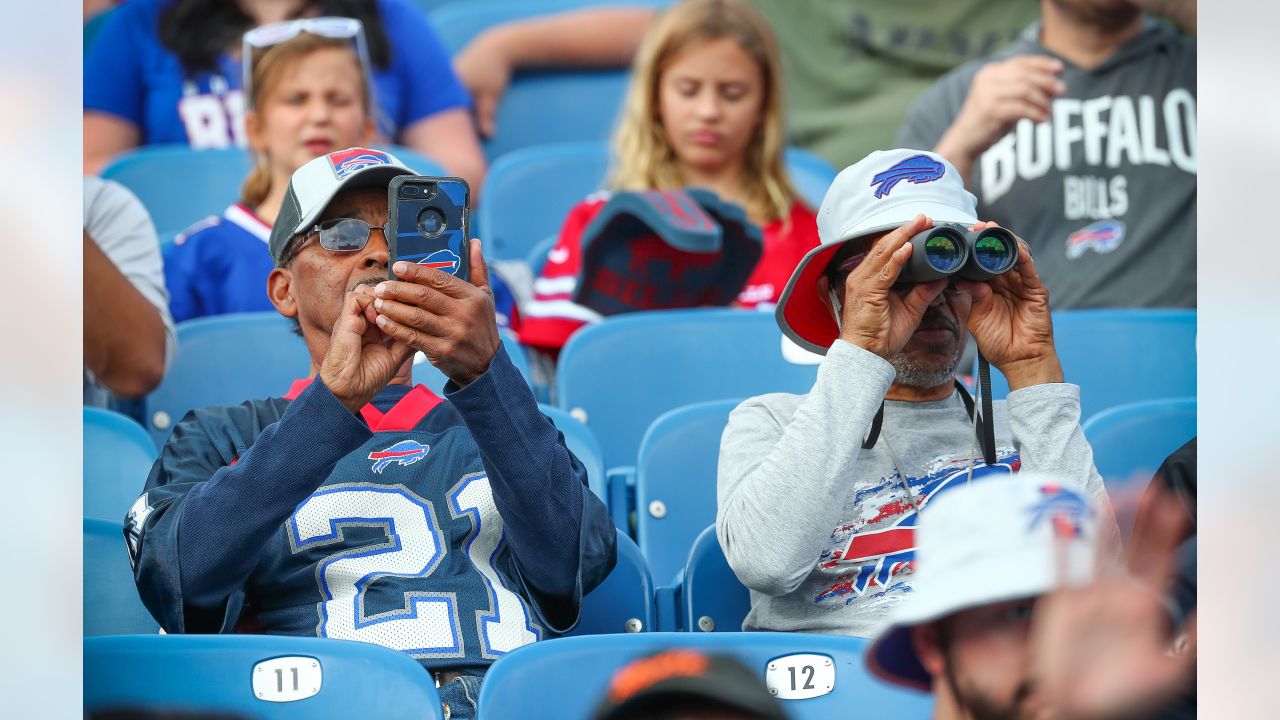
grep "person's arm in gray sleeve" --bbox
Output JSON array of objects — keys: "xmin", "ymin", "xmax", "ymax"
[
  {"xmin": 716, "ymin": 341, "xmax": 894, "ymax": 596},
  {"xmin": 83, "ymin": 178, "xmax": 175, "ymax": 397}
]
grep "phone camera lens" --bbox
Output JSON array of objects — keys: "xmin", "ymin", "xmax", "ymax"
[
  {"xmin": 401, "ymin": 185, "xmax": 420, "ymax": 197},
  {"xmin": 417, "ymin": 207, "xmax": 446, "ymax": 238}
]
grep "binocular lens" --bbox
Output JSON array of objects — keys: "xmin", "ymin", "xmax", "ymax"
[
  {"xmin": 924, "ymin": 232, "xmax": 965, "ymax": 273},
  {"xmin": 971, "ymin": 231, "xmax": 1017, "ymax": 273}
]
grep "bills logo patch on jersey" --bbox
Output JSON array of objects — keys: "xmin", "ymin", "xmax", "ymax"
[
  {"xmin": 870, "ymin": 154, "xmax": 945, "ymax": 199},
  {"xmin": 328, "ymin": 148, "xmax": 391, "ymax": 180},
  {"xmin": 1065, "ymin": 220, "xmax": 1125, "ymax": 260},
  {"xmin": 1026, "ymin": 484, "xmax": 1092, "ymax": 539},
  {"xmin": 368, "ymin": 440, "xmax": 430, "ymax": 474},
  {"xmin": 420, "ymin": 248, "xmax": 461, "ymax": 274}
]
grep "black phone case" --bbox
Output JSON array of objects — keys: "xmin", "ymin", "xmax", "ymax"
[{"xmin": 387, "ymin": 175, "xmax": 471, "ymax": 282}]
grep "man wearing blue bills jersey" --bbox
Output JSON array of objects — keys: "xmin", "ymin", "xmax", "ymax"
[{"xmin": 126, "ymin": 147, "xmax": 616, "ymax": 717}]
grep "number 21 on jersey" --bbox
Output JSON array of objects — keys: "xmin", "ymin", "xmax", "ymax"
[{"xmin": 287, "ymin": 473, "xmax": 540, "ymax": 660}]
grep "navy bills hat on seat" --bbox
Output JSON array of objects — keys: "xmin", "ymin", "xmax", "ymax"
[
  {"xmin": 268, "ymin": 147, "xmax": 416, "ymax": 266},
  {"xmin": 774, "ymin": 149, "xmax": 979, "ymax": 354}
]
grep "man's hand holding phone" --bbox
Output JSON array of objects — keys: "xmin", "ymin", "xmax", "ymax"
[{"xmin": 372, "ymin": 239, "xmax": 501, "ymax": 387}]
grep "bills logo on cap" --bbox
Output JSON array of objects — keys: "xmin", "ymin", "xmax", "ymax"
[
  {"xmin": 328, "ymin": 148, "xmax": 391, "ymax": 180},
  {"xmin": 1065, "ymin": 220, "xmax": 1125, "ymax": 260},
  {"xmin": 870, "ymin": 154, "xmax": 945, "ymax": 199},
  {"xmin": 1026, "ymin": 484, "xmax": 1092, "ymax": 539},
  {"xmin": 368, "ymin": 439, "xmax": 429, "ymax": 474},
  {"xmin": 420, "ymin": 248, "xmax": 461, "ymax": 274}
]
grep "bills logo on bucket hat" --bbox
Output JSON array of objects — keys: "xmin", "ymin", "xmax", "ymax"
[
  {"xmin": 775, "ymin": 149, "xmax": 979, "ymax": 355},
  {"xmin": 268, "ymin": 147, "xmax": 417, "ymax": 266},
  {"xmin": 865, "ymin": 474, "xmax": 1102, "ymax": 692}
]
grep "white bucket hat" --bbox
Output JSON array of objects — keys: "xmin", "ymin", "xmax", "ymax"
[
  {"xmin": 775, "ymin": 149, "xmax": 978, "ymax": 354},
  {"xmin": 866, "ymin": 474, "xmax": 1101, "ymax": 691}
]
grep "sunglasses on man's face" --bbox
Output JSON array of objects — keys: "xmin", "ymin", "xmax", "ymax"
[{"xmin": 281, "ymin": 218, "xmax": 389, "ymax": 266}]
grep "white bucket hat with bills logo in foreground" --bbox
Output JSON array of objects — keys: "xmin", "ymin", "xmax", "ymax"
[
  {"xmin": 775, "ymin": 148, "xmax": 980, "ymax": 354},
  {"xmin": 268, "ymin": 147, "xmax": 417, "ymax": 266},
  {"xmin": 865, "ymin": 474, "xmax": 1101, "ymax": 692}
]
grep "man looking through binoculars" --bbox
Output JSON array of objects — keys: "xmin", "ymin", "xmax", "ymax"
[{"xmin": 715, "ymin": 149, "xmax": 1117, "ymax": 637}]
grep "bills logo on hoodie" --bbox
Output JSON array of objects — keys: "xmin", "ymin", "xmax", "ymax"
[{"xmin": 1065, "ymin": 220, "xmax": 1125, "ymax": 259}]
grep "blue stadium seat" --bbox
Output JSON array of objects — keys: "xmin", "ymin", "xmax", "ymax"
[
  {"xmin": 477, "ymin": 632, "xmax": 933, "ymax": 719},
  {"xmin": 636, "ymin": 400, "xmax": 740, "ymax": 584},
  {"xmin": 1083, "ymin": 398, "xmax": 1196, "ymax": 490},
  {"xmin": 480, "ymin": 142, "xmax": 610, "ymax": 261},
  {"xmin": 479, "ymin": 142, "xmax": 838, "ymax": 262},
  {"xmin": 84, "ymin": 518, "xmax": 159, "ymax": 636},
  {"xmin": 539, "ymin": 404, "xmax": 607, "ymax": 502},
  {"xmin": 85, "ymin": 635, "xmax": 443, "ymax": 719},
  {"xmin": 84, "ymin": 408, "xmax": 156, "ymax": 522},
  {"xmin": 981, "ymin": 309, "xmax": 1196, "ymax": 421},
  {"xmin": 566, "ymin": 530, "xmax": 655, "ymax": 636},
  {"xmin": 556, "ymin": 308, "xmax": 819, "ymax": 469},
  {"xmin": 144, "ymin": 313, "xmax": 312, "ymax": 448},
  {"xmin": 100, "ymin": 145, "xmax": 443, "ymax": 237},
  {"xmin": 101, "ymin": 146, "xmax": 251, "ymax": 236},
  {"xmin": 784, "ymin": 146, "xmax": 838, "ymax": 209},
  {"xmin": 148, "ymin": 313, "xmax": 531, "ymax": 449},
  {"xmin": 683, "ymin": 525, "xmax": 751, "ymax": 633}
]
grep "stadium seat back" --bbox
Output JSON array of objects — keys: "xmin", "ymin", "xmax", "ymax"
[
  {"xmin": 102, "ymin": 146, "xmax": 252, "ymax": 236},
  {"xmin": 784, "ymin": 146, "xmax": 838, "ymax": 210},
  {"xmin": 84, "ymin": 519, "xmax": 159, "ymax": 636},
  {"xmin": 556, "ymin": 309, "xmax": 819, "ymax": 468},
  {"xmin": 478, "ymin": 632, "xmax": 933, "ymax": 719},
  {"xmin": 539, "ymin": 404, "xmax": 608, "ymax": 502},
  {"xmin": 982, "ymin": 309, "xmax": 1196, "ymax": 420},
  {"xmin": 100, "ymin": 145, "xmax": 443, "ymax": 237},
  {"xmin": 480, "ymin": 142, "xmax": 611, "ymax": 261},
  {"xmin": 84, "ymin": 408, "xmax": 156, "ymax": 522},
  {"xmin": 566, "ymin": 530, "xmax": 656, "ymax": 636},
  {"xmin": 148, "ymin": 314, "xmax": 530, "ymax": 449},
  {"xmin": 84, "ymin": 634, "xmax": 443, "ymax": 719},
  {"xmin": 144, "ymin": 313, "xmax": 312, "ymax": 448},
  {"xmin": 1083, "ymin": 398, "xmax": 1196, "ymax": 489},
  {"xmin": 480, "ymin": 142, "xmax": 837, "ymax": 262},
  {"xmin": 683, "ymin": 525, "xmax": 751, "ymax": 633},
  {"xmin": 636, "ymin": 400, "xmax": 740, "ymax": 584}
]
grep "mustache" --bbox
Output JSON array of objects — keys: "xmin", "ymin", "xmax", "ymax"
[
  {"xmin": 916, "ymin": 308, "xmax": 958, "ymax": 334},
  {"xmin": 348, "ymin": 275, "xmax": 390, "ymax": 293}
]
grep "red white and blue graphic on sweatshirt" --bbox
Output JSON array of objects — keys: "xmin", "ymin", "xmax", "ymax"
[{"xmin": 813, "ymin": 451, "xmax": 1021, "ymax": 605}]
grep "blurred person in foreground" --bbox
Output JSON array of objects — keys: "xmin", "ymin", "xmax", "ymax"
[
  {"xmin": 519, "ymin": 0, "xmax": 819, "ymax": 357},
  {"xmin": 868, "ymin": 473, "xmax": 1194, "ymax": 720},
  {"xmin": 593, "ymin": 649, "xmax": 788, "ymax": 720},
  {"xmin": 127, "ymin": 148, "xmax": 615, "ymax": 718},
  {"xmin": 896, "ymin": 0, "xmax": 1196, "ymax": 310},
  {"xmin": 453, "ymin": 1, "xmax": 1045, "ymax": 169},
  {"xmin": 84, "ymin": 176, "xmax": 177, "ymax": 406},
  {"xmin": 716, "ymin": 148, "xmax": 1117, "ymax": 636}
]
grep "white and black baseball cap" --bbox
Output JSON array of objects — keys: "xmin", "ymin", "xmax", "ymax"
[
  {"xmin": 268, "ymin": 147, "xmax": 416, "ymax": 265},
  {"xmin": 775, "ymin": 149, "xmax": 978, "ymax": 354},
  {"xmin": 865, "ymin": 474, "xmax": 1102, "ymax": 692}
]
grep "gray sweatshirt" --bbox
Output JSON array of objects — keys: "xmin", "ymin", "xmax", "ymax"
[{"xmin": 716, "ymin": 340, "xmax": 1113, "ymax": 637}]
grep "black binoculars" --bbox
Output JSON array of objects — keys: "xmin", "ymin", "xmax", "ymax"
[{"xmin": 898, "ymin": 223, "xmax": 1019, "ymax": 284}]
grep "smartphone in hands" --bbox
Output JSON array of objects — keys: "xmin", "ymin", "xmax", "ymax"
[{"xmin": 387, "ymin": 175, "xmax": 471, "ymax": 282}]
